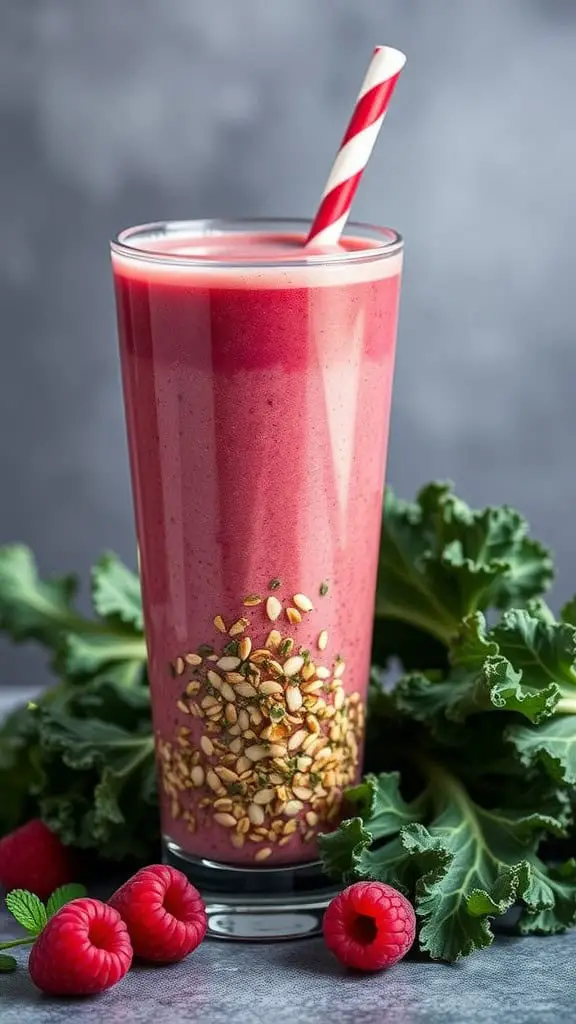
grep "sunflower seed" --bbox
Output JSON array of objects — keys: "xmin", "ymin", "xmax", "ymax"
[
  {"xmin": 284, "ymin": 655, "xmax": 304, "ymax": 678},
  {"xmin": 213, "ymin": 797, "xmax": 233, "ymax": 811},
  {"xmin": 185, "ymin": 653, "xmax": 202, "ymax": 666},
  {"xmin": 236, "ymin": 682, "xmax": 258, "ymax": 698},
  {"xmin": 206, "ymin": 770, "xmax": 222, "ymax": 793},
  {"xmin": 214, "ymin": 615, "xmax": 227, "ymax": 633},
  {"xmin": 220, "ymin": 681, "xmax": 237, "ymax": 703},
  {"xmin": 214, "ymin": 812, "xmax": 237, "ymax": 828},
  {"xmin": 190, "ymin": 766, "xmax": 205, "ymax": 787},
  {"xmin": 245, "ymin": 744, "xmax": 268, "ymax": 762},
  {"xmin": 254, "ymin": 847, "xmax": 273, "ymax": 862},
  {"xmin": 286, "ymin": 686, "xmax": 303, "ymax": 713},
  {"xmin": 317, "ymin": 630, "xmax": 328, "ymax": 651},
  {"xmin": 293, "ymin": 594, "xmax": 314, "ymax": 612},
  {"xmin": 266, "ymin": 596, "xmax": 282, "ymax": 621},
  {"xmin": 334, "ymin": 688, "xmax": 345, "ymax": 711},
  {"xmin": 283, "ymin": 800, "xmax": 304, "ymax": 817},
  {"xmin": 293, "ymin": 786, "xmax": 313, "ymax": 801},
  {"xmin": 286, "ymin": 607, "xmax": 302, "ymax": 624},
  {"xmin": 176, "ymin": 700, "xmax": 190, "ymax": 715},
  {"xmin": 301, "ymin": 662, "xmax": 316, "ymax": 681},
  {"xmin": 237, "ymin": 709, "xmax": 250, "ymax": 732},
  {"xmin": 302, "ymin": 680, "xmax": 325, "ymax": 695},
  {"xmin": 200, "ymin": 735, "xmax": 214, "ymax": 756},
  {"xmin": 267, "ymin": 743, "xmax": 288, "ymax": 757},
  {"xmin": 253, "ymin": 788, "xmax": 275, "ymax": 805},
  {"xmin": 217, "ymin": 656, "xmax": 241, "ymax": 672},
  {"xmin": 265, "ymin": 629, "xmax": 282, "ymax": 650},
  {"xmin": 230, "ymin": 617, "xmax": 250, "ymax": 637},
  {"xmin": 259, "ymin": 680, "xmax": 284, "ymax": 696},
  {"xmin": 288, "ymin": 729, "xmax": 307, "ymax": 751},
  {"xmin": 238, "ymin": 637, "xmax": 252, "ymax": 661},
  {"xmin": 235, "ymin": 756, "xmax": 252, "ymax": 774},
  {"xmin": 224, "ymin": 703, "xmax": 237, "ymax": 725},
  {"xmin": 248, "ymin": 803, "xmax": 265, "ymax": 826}
]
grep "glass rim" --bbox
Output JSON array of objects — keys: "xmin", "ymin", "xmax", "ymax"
[{"xmin": 110, "ymin": 217, "xmax": 403, "ymax": 269}]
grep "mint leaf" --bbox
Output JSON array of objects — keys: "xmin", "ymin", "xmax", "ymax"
[
  {"xmin": 5, "ymin": 890, "xmax": 47, "ymax": 935},
  {"xmin": 507, "ymin": 717, "xmax": 576, "ymax": 785},
  {"xmin": 375, "ymin": 484, "xmax": 553, "ymax": 649},
  {"xmin": 92, "ymin": 553, "xmax": 143, "ymax": 631},
  {"xmin": 46, "ymin": 884, "xmax": 87, "ymax": 919},
  {"xmin": 0, "ymin": 546, "xmax": 80, "ymax": 645},
  {"xmin": 0, "ymin": 954, "xmax": 17, "ymax": 972}
]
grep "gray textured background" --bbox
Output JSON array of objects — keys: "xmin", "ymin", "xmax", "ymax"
[{"xmin": 1, "ymin": 0, "xmax": 576, "ymax": 690}]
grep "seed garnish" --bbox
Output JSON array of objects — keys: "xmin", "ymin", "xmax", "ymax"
[
  {"xmin": 317, "ymin": 630, "xmax": 328, "ymax": 651},
  {"xmin": 266, "ymin": 596, "xmax": 282, "ymax": 621},
  {"xmin": 319, "ymin": 581, "xmax": 329, "ymax": 597},
  {"xmin": 286, "ymin": 607, "xmax": 302, "ymax": 625},
  {"xmin": 165, "ymin": 586, "xmax": 363, "ymax": 860},
  {"xmin": 268, "ymin": 578, "xmax": 281, "ymax": 590}
]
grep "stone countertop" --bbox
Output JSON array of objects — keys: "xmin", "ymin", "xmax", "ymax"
[
  {"xmin": 1, "ymin": 689, "xmax": 574, "ymax": 1023},
  {"xmin": 1, "ymin": 907, "xmax": 574, "ymax": 1024}
]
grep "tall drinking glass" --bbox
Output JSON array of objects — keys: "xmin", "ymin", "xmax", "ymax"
[{"xmin": 110, "ymin": 219, "xmax": 403, "ymax": 939}]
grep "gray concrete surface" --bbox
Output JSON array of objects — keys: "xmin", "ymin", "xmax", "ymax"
[{"xmin": 1, "ymin": 905, "xmax": 574, "ymax": 1024}]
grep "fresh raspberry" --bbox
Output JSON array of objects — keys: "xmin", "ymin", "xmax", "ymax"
[
  {"xmin": 323, "ymin": 881, "xmax": 416, "ymax": 971},
  {"xmin": 28, "ymin": 898, "xmax": 133, "ymax": 996},
  {"xmin": 109, "ymin": 864, "xmax": 207, "ymax": 963},
  {"xmin": 0, "ymin": 819, "xmax": 74, "ymax": 900}
]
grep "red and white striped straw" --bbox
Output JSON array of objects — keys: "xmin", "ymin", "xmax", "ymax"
[{"xmin": 306, "ymin": 46, "xmax": 406, "ymax": 248}]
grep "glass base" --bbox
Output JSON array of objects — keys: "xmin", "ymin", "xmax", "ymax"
[{"xmin": 163, "ymin": 837, "xmax": 339, "ymax": 941}]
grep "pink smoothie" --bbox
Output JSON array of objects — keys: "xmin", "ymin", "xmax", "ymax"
[{"xmin": 112, "ymin": 226, "xmax": 402, "ymax": 867}]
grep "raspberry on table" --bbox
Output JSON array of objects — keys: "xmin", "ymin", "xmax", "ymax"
[
  {"xmin": 109, "ymin": 864, "xmax": 207, "ymax": 963},
  {"xmin": 0, "ymin": 819, "xmax": 74, "ymax": 900},
  {"xmin": 323, "ymin": 881, "xmax": 416, "ymax": 971},
  {"xmin": 28, "ymin": 898, "xmax": 133, "ymax": 996}
]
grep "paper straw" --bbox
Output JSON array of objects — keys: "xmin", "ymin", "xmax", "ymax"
[{"xmin": 306, "ymin": 46, "xmax": 406, "ymax": 248}]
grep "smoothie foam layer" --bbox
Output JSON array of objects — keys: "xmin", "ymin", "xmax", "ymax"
[
  {"xmin": 113, "ymin": 227, "xmax": 402, "ymax": 866},
  {"xmin": 112, "ymin": 230, "xmax": 403, "ymax": 288}
]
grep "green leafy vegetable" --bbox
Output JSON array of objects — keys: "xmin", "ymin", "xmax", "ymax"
[
  {"xmin": 4, "ymin": 890, "xmax": 47, "ymax": 935},
  {"xmin": 91, "ymin": 553, "xmax": 143, "ymax": 632},
  {"xmin": 374, "ymin": 483, "xmax": 553, "ymax": 647}
]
